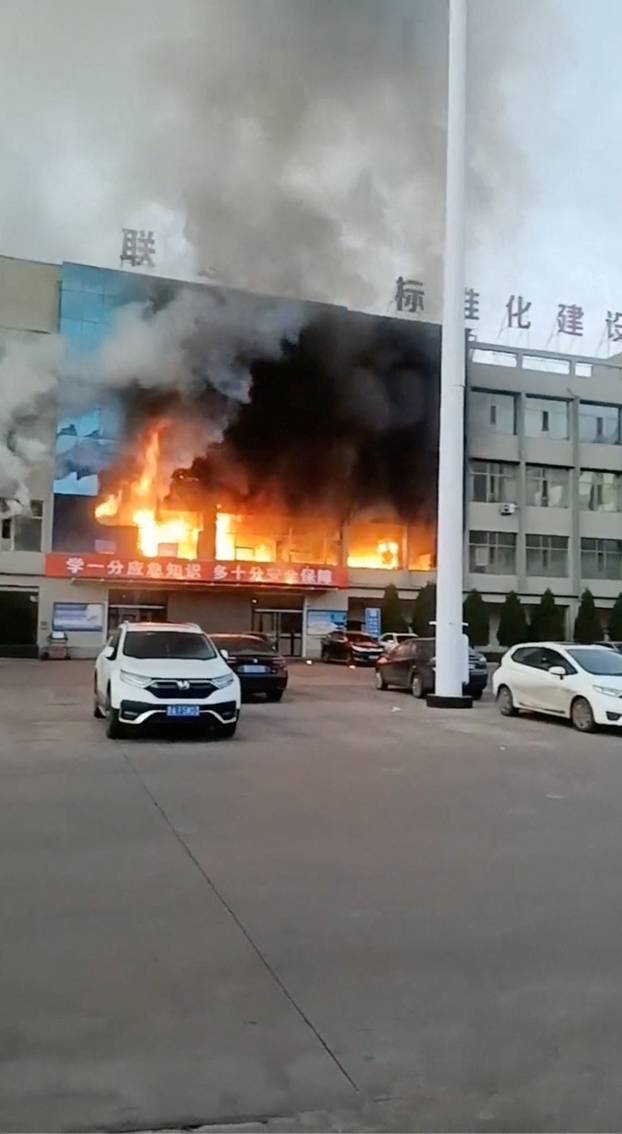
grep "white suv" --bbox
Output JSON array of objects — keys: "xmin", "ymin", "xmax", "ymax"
[
  {"xmin": 94, "ymin": 621, "xmax": 241, "ymax": 739},
  {"xmin": 493, "ymin": 641, "xmax": 622, "ymax": 732}
]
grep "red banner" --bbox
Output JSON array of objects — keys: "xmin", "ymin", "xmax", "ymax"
[{"xmin": 44, "ymin": 553, "xmax": 348, "ymax": 589}]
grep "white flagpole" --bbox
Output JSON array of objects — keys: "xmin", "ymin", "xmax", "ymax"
[{"xmin": 428, "ymin": 0, "xmax": 470, "ymax": 707}]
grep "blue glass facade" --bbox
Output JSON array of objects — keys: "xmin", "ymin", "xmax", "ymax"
[{"xmin": 54, "ymin": 262, "xmax": 175, "ymax": 497}]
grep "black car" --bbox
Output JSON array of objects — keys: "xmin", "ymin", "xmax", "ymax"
[
  {"xmin": 375, "ymin": 637, "xmax": 488, "ymax": 699},
  {"xmin": 321, "ymin": 630, "xmax": 384, "ymax": 666},
  {"xmin": 210, "ymin": 634, "xmax": 288, "ymax": 701}
]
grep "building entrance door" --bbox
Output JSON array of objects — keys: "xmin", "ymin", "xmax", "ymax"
[
  {"xmin": 0, "ymin": 588, "xmax": 38, "ymax": 657},
  {"xmin": 252, "ymin": 608, "xmax": 303, "ymax": 657}
]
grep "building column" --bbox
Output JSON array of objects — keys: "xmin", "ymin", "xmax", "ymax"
[
  {"xmin": 516, "ymin": 392, "xmax": 527, "ymax": 590},
  {"xmin": 570, "ymin": 397, "xmax": 581, "ymax": 601}
]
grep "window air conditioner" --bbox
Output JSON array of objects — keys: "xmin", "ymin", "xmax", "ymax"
[{"xmin": 499, "ymin": 503, "xmax": 517, "ymax": 516}]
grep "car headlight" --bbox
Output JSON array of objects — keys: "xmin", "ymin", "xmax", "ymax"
[
  {"xmin": 593, "ymin": 685, "xmax": 622, "ymax": 698},
  {"xmin": 211, "ymin": 674, "xmax": 235, "ymax": 689},
  {"xmin": 120, "ymin": 670, "xmax": 151, "ymax": 688}
]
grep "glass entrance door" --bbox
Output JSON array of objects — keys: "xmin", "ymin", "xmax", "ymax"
[{"xmin": 252, "ymin": 608, "xmax": 303, "ymax": 657}]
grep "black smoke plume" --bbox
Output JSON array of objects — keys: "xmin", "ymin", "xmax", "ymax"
[{"xmin": 115, "ymin": 307, "xmax": 441, "ymax": 524}]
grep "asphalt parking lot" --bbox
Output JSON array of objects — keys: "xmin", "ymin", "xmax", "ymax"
[{"xmin": 3, "ymin": 659, "xmax": 622, "ymax": 1132}]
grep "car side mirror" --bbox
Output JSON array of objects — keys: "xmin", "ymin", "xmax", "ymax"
[
  {"xmin": 548, "ymin": 665, "xmax": 566, "ymax": 678},
  {"xmin": 103, "ymin": 645, "xmax": 115, "ymax": 659},
  {"xmin": 220, "ymin": 648, "xmax": 229, "ymax": 660}
]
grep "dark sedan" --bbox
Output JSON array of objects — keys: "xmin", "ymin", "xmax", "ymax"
[
  {"xmin": 321, "ymin": 630, "xmax": 384, "ymax": 666},
  {"xmin": 210, "ymin": 634, "xmax": 288, "ymax": 701},
  {"xmin": 375, "ymin": 637, "xmax": 488, "ymax": 699}
]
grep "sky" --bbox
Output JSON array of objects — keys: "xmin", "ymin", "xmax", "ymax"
[{"xmin": 0, "ymin": 0, "xmax": 620, "ymax": 356}]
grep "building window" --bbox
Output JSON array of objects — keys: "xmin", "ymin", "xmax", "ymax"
[
  {"xmin": 0, "ymin": 501, "xmax": 43, "ymax": 552},
  {"xmin": 215, "ymin": 512, "xmax": 341, "ymax": 566},
  {"xmin": 470, "ymin": 391, "xmax": 516, "ymax": 436},
  {"xmin": 469, "ymin": 530, "xmax": 516, "ymax": 575},
  {"xmin": 579, "ymin": 403, "xmax": 620, "ymax": 444},
  {"xmin": 107, "ymin": 589, "xmax": 168, "ymax": 632},
  {"xmin": 526, "ymin": 534, "xmax": 569, "ymax": 577},
  {"xmin": 525, "ymin": 465, "xmax": 569, "ymax": 508},
  {"xmin": 469, "ymin": 460, "xmax": 518, "ymax": 504},
  {"xmin": 347, "ymin": 520, "xmax": 405, "ymax": 569},
  {"xmin": 581, "ymin": 538, "xmax": 622, "ymax": 580},
  {"xmin": 524, "ymin": 397, "xmax": 569, "ymax": 439},
  {"xmin": 579, "ymin": 470, "xmax": 622, "ymax": 512}
]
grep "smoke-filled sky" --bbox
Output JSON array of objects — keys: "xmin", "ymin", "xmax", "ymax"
[{"xmin": 1, "ymin": 0, "xmax": 616, "ymax": 351}]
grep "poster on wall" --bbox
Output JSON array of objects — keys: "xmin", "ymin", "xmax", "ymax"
[
  {"xmin": 364, "ymin": 607, "xmax": 382, "ymax": 637},
  {"xmin": 52, "ymin": 602, "xmax": 105, "ymax": 632},
  {"xmin": 306, "ymin": 609, "xmax": 347, "ymax": 637}
]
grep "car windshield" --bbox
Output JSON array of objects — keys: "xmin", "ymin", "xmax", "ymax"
[
  {"xmin": 212, "ymin": 635, "xmax": 275, "ymax": 652},
  {"xmin": 122, "ymin": 631, "xmax": 217, "ymax": 660},
  {"xmin": 567, "ymin": 647, "xmax": 622, "ymax": 675}
]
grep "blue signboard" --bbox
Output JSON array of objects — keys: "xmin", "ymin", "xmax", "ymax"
[
  {"xmin": 364, "ymin": 607, "xmax": 381, "ymax": 638},
  {"xmin": 306, "ymin": 609, "xmax": 347, "ymax": 637},
  {"xmin": 53, "ymin": 602, "xmax": 105, "ymax": 632}
]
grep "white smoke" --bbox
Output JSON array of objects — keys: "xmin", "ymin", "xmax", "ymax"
[
  {"xmin": 0, "ymin": 335, "xmax": 65, "ymax": 517},
  {"xmin": 97, "ymin": 287, "xmax": 306, "ymax": 404},
  {"xmin": 0, "ymin": 0, "xmax": 562, "ymax": 313},
  {"xmin": 0, "ymin": 288, "xmax": 307, "ymax": 514},
  {"xmin": 0, "ymin": 0, "xmax": 564, "ymax": 513}
]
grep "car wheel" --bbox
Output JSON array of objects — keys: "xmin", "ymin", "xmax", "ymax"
[
  {"xmin": 105, "ymin": 691, "xmax": 124, "ymax": 739},
  {"xmin": 411, "ymin": 672, "xmax": 424, "ymax": 699},
  {"xmin": 266, "ymin": 690, "xmax": 283, "ymax": 702},
  {"xmin": 375, "ymin": 669, "xmax": 388, "ymax": 690},
  {"xmin": 93, "ymin": 678, "xmax": 104, "ymax": 718},
  {"xmin": 496, "ymin": 685, "xmax": 517, "ymax": 716},
  {"xmin": 217, "ymin": 721, "xmax": 238, "ymax": 739},
  {"xmin": 471, "ymin": 688, "xmax": 483, "ymax": 702},
  {"xmin": 571, "ymin": 696, "xmax": 596, "ymax": 733},
  {"xmin": 321, "ymin": 648, "xmax": 329, "ymax": 663}
]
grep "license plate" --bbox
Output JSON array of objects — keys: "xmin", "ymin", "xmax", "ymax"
[
  {"xmin": 166, "ymin": 705, "xmax": 201, "ymax": 718},
  {"xmin": 240, "ymin": 665, "xmax": 269, "ymax": 674}
]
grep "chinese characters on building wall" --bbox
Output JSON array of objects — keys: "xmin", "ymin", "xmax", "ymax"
[
  {"xmin": 45, "ymin": 553, "xmax": 348, "ymax": 589},
  {"xmin": 395, "ymin": 277, "xmax": 622, "ymax": 347}
]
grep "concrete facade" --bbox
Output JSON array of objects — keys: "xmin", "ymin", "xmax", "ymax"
[
  {"xmin": 467, "ymin": 343, "xmax": 622, "ymax": 640},
  {"xmin": 0, "ymin": 257, "xmax": 60, "ymax": 654},
  {"xmin": 3, "ymin": 254, "xmax": 622, "ymax": 654}
]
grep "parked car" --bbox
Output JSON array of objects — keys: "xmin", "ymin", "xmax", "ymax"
[
  {"xmin": 94, "ymin": 621, "xmax": 240, "ymax": 739},
  {"xmin": 379, "ymin": 632, "xmax": 418, "ymax": 653},
  {"xmin": 210, "ymin": 633, "xmax": 288, "ymax": 701},
  {"xmin": 375, "ymin": 637, "xmax": 488, "ymax": 699},
  {"xmin": 321, "ymin": 630, "xmax": 385, "ymax": 666},
  {"xmin": 492, "ymin": 641, "xmax": 622, "ymax": 732}
]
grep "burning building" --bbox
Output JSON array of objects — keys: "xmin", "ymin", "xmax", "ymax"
[
  {"xmin": 4, "ymin": 255, "xmax": 622, "ymax": 659},
  {"xmin": 24, "ymin": 261, "xmax": 440, "ymax": 657}
]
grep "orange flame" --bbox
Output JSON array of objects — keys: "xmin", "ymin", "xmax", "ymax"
[
  {"xmin": 95, "ymin": 424, "xmax": 201, "ymax": 559},
  {"xmin": 215, "ymin": 511, "xmax": 273, "ymax": 561},
  {"xmin": 347, "ymin": 540, "xmax": 400, "ymax": 570},
  {"xmin": 94, "ymin": 492, "xmax": 121, "ymax": 520}
]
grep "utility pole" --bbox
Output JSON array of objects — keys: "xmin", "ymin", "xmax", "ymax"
[{"xmin": 427, "ymin": 0, "xmax": 471, "ymax": 709}]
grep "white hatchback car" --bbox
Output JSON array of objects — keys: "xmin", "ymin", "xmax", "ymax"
[
  {"xmin": 94, "ymin": 621, "xmax": 241, "ymax": 739},
  {"xmin": 493, "ymin": 641, "xmax": 622, "ymax": 732}
]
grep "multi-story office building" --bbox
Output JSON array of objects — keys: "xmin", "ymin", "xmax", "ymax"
[
  {"xmin": 467, "ymin": 343, "xmax": 622, "ymax": 640},
  {"xmin": 0, "ymin": 256, "xmax": 439, "ymax": 658},
  {"xmin": 1, "ymin": 252, "xmax": 621, "ymax": 655}
]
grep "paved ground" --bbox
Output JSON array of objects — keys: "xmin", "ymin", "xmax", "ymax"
[{"xmin": 2, "ymin": 660, "xmax": 622, "ymax": 1132}]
